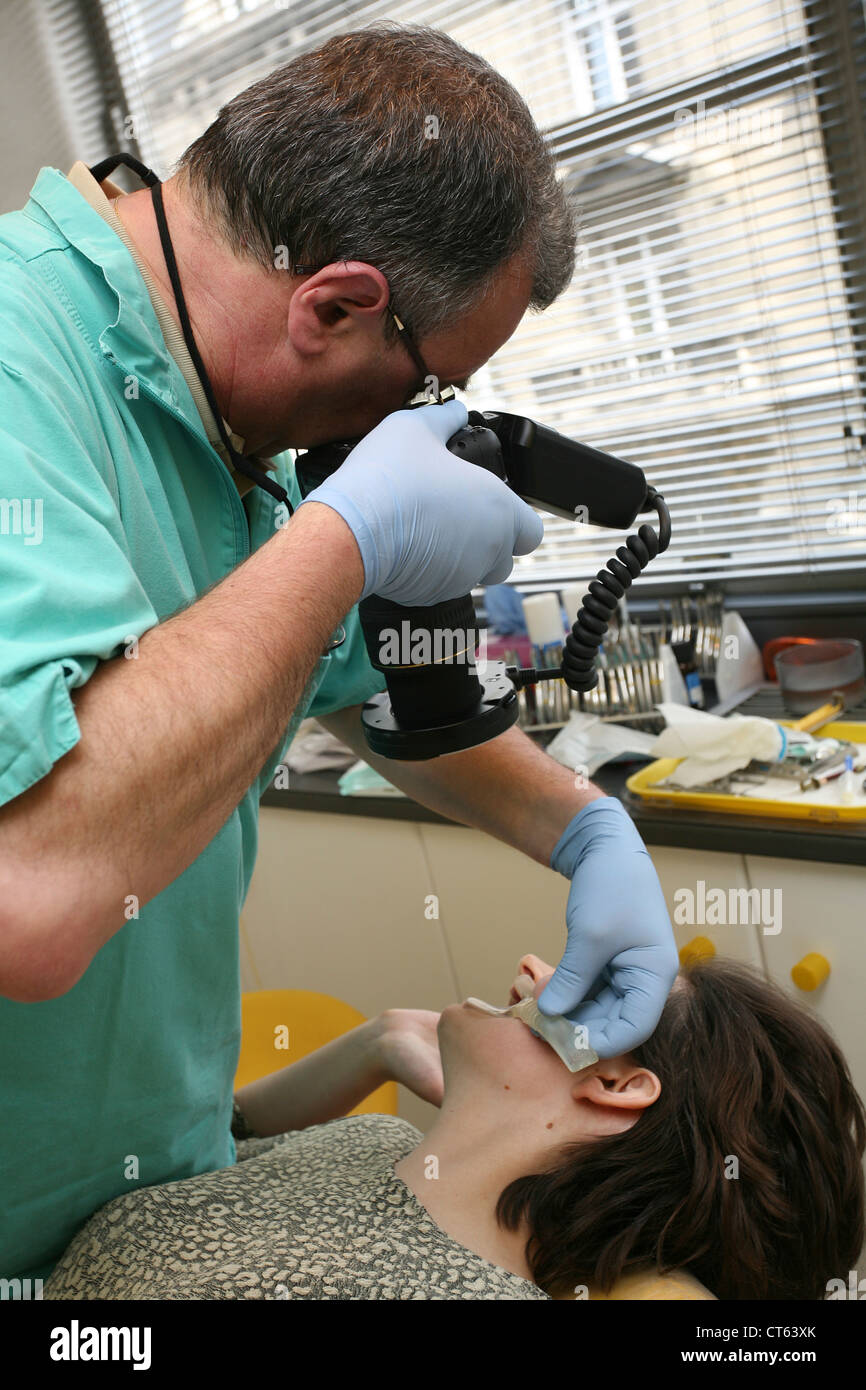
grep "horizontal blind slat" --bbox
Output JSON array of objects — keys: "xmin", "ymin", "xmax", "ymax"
[{"xmin": 96, "ymin": 0, "xmax": 866, "ymax": 587}]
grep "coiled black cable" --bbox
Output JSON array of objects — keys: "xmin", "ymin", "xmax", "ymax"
[{"xmin": 561, "ymin": 488, "xmax": 671, "ymax": 693}]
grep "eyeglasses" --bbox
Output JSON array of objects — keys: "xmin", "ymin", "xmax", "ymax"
[{"xmin": 292, "ymin": 262, "xmax": 455, "ymax": 408}]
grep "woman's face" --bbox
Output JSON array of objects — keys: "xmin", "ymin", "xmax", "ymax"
[
  {"xmin": 437, "ymin": 954, "xmax": 662, "ymax": 1142},
  {"xmin": 438, "ymin": 953, "xmax": 585, "ymax": 1096}
]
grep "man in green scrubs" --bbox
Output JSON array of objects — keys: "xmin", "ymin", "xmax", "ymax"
[
  {"xmin": 0, "ymin": 30, "xmax": 677, "ymax": 1287},
  {"xmin": 0, "ymin": 158, "xmax": 393, "ymax": 1283}
]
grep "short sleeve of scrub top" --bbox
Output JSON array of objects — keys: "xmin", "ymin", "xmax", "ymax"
[{"xmin": 0, "ymin": 272, "xmax": 163, "ymax": 807}]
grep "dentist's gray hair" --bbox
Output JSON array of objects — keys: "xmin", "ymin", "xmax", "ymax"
[{"xmin": 175, "ymin": 22, "xmax": 576, "ymax": 346}]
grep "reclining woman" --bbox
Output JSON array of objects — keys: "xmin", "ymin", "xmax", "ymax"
[{"xmin": 44, "ymin": 954, "xmax": 864, "ymax": 1301}]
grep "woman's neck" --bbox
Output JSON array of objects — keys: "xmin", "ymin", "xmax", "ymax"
[{"xmin": 393, "ymin": 1107, "xmax": 548, "ymax": 1286}]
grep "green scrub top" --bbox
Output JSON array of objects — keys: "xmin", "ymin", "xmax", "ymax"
[{"xmin": 0, "ymin": 168, "xmax": 387, "ymax": 1283}]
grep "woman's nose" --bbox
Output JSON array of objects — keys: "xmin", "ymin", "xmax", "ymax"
[{"xmin": 516, "ymin": 952, "xmax": 553, "ymax": 982}]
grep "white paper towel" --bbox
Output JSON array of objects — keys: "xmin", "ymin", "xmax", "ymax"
[
  {"xmin": 546, "ymin": 711, "xmax": 657, "ymax": 776},
  {"xmin": 648, "ymin": 703, "xmax": 786, "ymax": 785}
]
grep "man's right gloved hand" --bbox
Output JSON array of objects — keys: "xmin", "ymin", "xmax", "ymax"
[{"xmin": 299, "ymin": 399, "xmax": 544, "ymax": 607}]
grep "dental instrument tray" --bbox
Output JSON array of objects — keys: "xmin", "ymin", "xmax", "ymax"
[{"xmin": 626, "ymin": 720, "xmax": 866, "ymax": 822}]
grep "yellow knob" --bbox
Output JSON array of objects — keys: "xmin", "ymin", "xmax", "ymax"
[
  {"xmin": 679, "ymin": 936, "xmax": 715, "ymax": 966},
  {"xmin": 791, "ymin": 953, "xmax": 830, "ymax": 991}
]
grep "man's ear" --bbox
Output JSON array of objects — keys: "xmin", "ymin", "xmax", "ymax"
[
  {"xmin": 570, "ymin": 1060, "xmax": 660, "ymax": 1136},
  {"xmin": 288, "ymin": 263, "xmax": 390, "ymax": 355}
]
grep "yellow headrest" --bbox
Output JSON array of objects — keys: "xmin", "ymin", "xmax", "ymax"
[{"xmin": 557, "ymin": 1268, "xmax": 717, "ymax": 1300}]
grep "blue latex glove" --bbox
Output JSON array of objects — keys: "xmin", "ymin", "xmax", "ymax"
[
  {"xmin": 300, "ymin": 400, "xmax": 543, "ymax": 607},
  {"xmin": 536, "ymin": 797, "xmax": 679, "ymax": 1058}
]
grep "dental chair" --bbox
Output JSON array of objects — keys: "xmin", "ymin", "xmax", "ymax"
[
  {"xmin": 236, "ymin": 990, "xmax": 716, "ymax": 1300},
  {"xmin": 235, "ymin": 988, "xmax": 399, "ymax": 1113}
]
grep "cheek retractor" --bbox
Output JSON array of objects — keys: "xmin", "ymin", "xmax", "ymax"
[{"xmin": 465, "ymin": 979, "xmax": 598, "ymax": 1073}]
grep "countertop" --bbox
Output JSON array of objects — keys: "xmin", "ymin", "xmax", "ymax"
[
  {"xmin": 261, "ymin": 758, "xmax": 866, "ymax": 867},
  {"xmin": 261, "ymin": 685, "xmax": 866, "ymax": 867}
]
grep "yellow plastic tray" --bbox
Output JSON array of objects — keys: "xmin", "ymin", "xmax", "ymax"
[{"xmin": 626, "ymin": 720, "xmax": 866, "ymax": 823}]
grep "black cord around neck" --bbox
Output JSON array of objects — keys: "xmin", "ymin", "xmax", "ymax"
[{"xmin": 149, "ymin": 182, "xmax": 292, "ymax": 510}]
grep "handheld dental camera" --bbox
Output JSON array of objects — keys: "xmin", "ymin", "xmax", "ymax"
[{"xmin": 296, "ymin": 409, "xmax": 670, "ymax": 760}]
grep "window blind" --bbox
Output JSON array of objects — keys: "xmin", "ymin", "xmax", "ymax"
[
  {"xmin": 94, "ymin": 0, "xmax": 866, "ymax": 591},
  {"xmin": 42, "ymin": 0, "xmax": 107, "ymax": 162}
]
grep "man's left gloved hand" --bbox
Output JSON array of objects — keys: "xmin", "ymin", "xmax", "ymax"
[{"xmin": 536, "ymin": 797, "xmax": 679, "ymax": 1059}]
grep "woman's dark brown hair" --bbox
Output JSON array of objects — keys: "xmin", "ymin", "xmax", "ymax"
[{"xmin": 495, "ymin": 956, "xmax": 865, "ymax": 1299}]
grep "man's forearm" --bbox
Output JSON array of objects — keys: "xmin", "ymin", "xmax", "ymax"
[
  {"xmin": 234, "ymin": 1016, "xmax": 389, "ymax": 1137},
  {"xmin": 0, "ymin": 501, "xmax": 363, "ymax": 1000},
  {"xmin": 322, "ymin": 708, "xmax": 605, "ymax": 867}
]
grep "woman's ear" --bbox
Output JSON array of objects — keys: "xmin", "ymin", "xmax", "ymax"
[{"xmin": 569, "ymin": 1060, "xmax": 661, "ymax": 1136}]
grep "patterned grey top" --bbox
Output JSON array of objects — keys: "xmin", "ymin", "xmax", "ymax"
[{"xmin": 43, "ymin": 1114, "xmax": 550, "ymax": 1300}]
